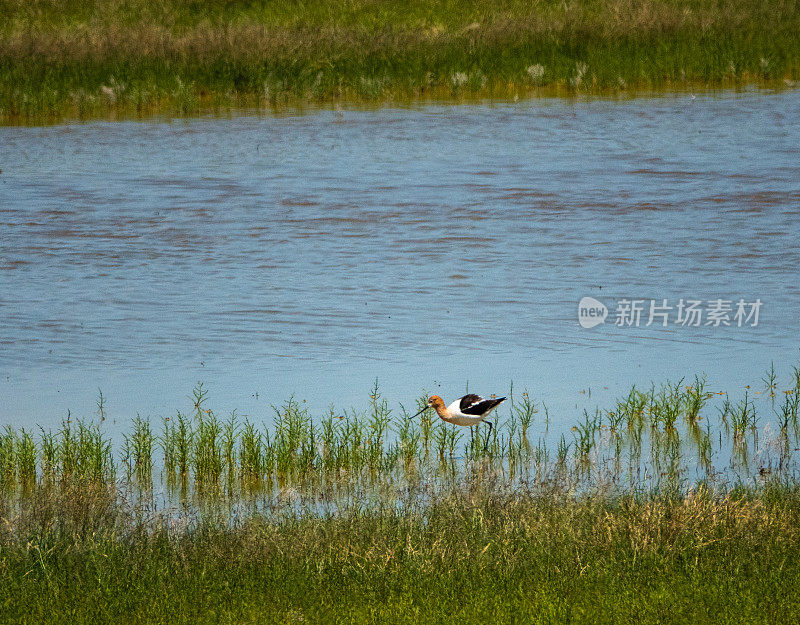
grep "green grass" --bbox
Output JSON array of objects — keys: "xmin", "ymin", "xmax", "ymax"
[
  {"xmin": 2, "ymin": 362, "xmax": 800, "ymax": 623},
  {"xmin": 2, "ymin": 481, "xmax": 800, "ymax": 623},
  {"xmin": 1, "ymin": 0, "xmax": 799, "ymax": 123}
]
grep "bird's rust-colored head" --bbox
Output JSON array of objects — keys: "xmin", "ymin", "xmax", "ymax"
[
  {"xmin": 427, "ymin": 395, "xmax": 446, "ymax": 414},
  {"xmin": 410, "ymin": 394, "xmax": 448, "ymax": 421}
]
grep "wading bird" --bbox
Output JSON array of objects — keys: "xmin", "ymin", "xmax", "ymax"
[{"xmin": 410, "ymin": 394, "xmax": 506, "ymax": 452}]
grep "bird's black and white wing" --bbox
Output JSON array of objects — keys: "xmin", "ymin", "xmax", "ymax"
[{"xmin": 459, "ymin": 394, "xmax": 506, "ymax": 416}]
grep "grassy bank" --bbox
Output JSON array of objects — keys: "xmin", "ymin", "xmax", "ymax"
[
  {"xmin": 1, "ymin": 364, "xmax": 800, "ymax": 622},
  {"xmin": 2, "ymin": 483, "xmax": 800, "ymax": 623},
  {"xmin": 1, "ymin": 0, "xmax": 799, "ymax": 123}
]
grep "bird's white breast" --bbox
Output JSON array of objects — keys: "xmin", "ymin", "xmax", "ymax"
[
  {"xmin": 444, "ymin": 399, "xmax": 485, "ymax": 425},
  {"xmin": 447, "ymin": 399, "xmax": 464, "ymax": 415}
]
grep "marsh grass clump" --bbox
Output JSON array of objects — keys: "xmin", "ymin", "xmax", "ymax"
[
  {"xmin": 193, "ymin": 409, "xmax": 223, "ymax": 486},
  {"xmin": 39, "ymin": 428, "xmax": 57, "ymax": 483},
  {"xmin": 123, "ymin": 415, "xmax": 152, "ymax": 486},
  {"xmin": 15, "ymin": 429, "xmax": 37, "ymax": 489},
  {"xmin": 0, "ymin": 426, "xmax": 15, "ymax": 489},
  {"xmin": 526, "ymin": 63, "xmax": 546, "ymax": 84},
  {"xmin": 239, "ymin": 418, "xmax": 265, "ymax": 487},
  {"xmin": 273, "ymin": 396, "xmax": 313, "ymax": 475}
]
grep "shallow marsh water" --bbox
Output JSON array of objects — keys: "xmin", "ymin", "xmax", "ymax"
[{"xmin": 1, "ymin": 88, "xmax": 799, "ymax": 434}]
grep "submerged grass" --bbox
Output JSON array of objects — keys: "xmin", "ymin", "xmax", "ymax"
[
  {"xmin": 1, "ymin": 364, "xmax": 800, "ymax": 495},
  {"xmin": 1, "ymin": 0, "xmax": 799, "ymax": 123},
  {"xmin": 2, "ymin": 361, "xmax": 800, "ymax": 622}
]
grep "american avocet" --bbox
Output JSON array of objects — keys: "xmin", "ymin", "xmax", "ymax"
[{"xmin": 410, "ymin": 393, "xmax": 506, "ymax": 452}]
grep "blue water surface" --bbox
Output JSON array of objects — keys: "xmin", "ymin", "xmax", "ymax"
[{"xmin": 1, "ymin": 88, "xmax": 799, "ymax": 434}]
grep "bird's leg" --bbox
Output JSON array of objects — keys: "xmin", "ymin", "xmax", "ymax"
[
  {"xmin": 483, "ymin": 420, "xmax": 493, "ymax": 454},
  {"xmin": 470, "ymin": 425, "xmax": 475, "ymax": 454}
]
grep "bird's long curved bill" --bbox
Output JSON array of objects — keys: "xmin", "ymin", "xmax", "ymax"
[{"xmin": 409, "ymin": 406, "xmax": 428, "ymax": 420}]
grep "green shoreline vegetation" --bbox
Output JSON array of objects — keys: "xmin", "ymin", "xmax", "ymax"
[
  {"xmin": 3, "ymin": 483, "xmax": 799, "ymax": 623},
  {"xmin": 2, "ymin": 363, "xmax": 800, "ymax": 623},
  {"xmin": 1, "ymin": 0, "xmax": 799, "ymax": 123}
]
